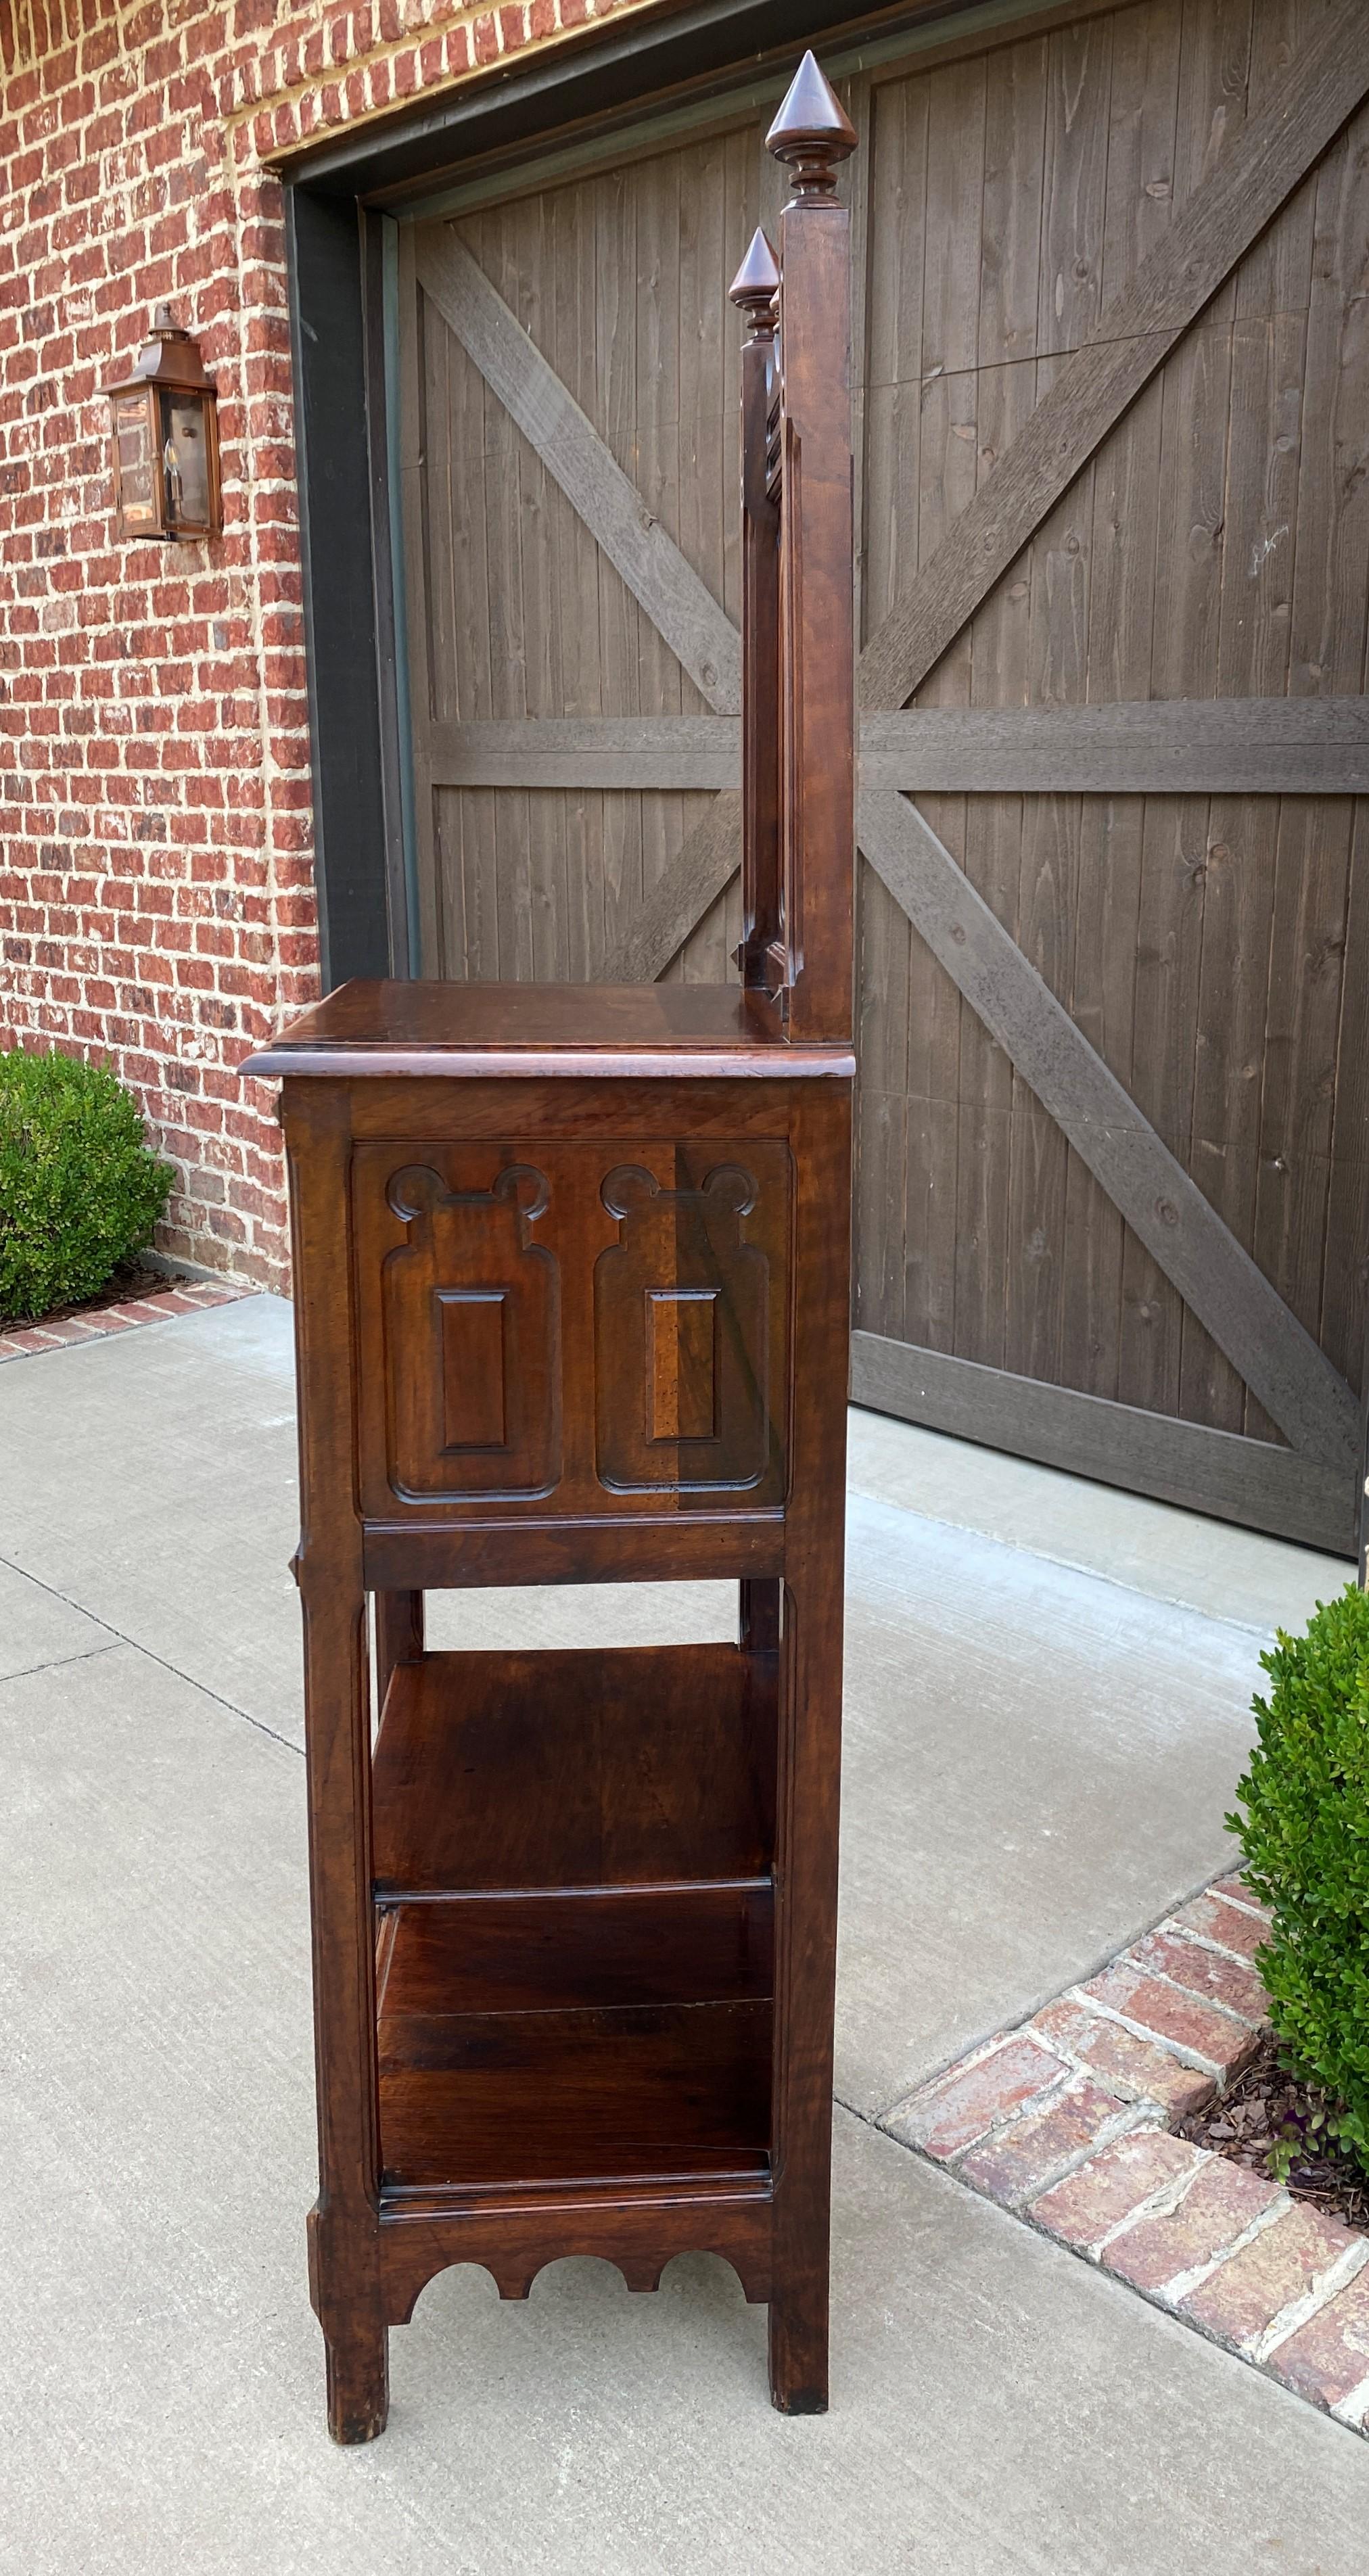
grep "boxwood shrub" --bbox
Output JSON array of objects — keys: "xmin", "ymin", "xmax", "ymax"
[
  {"xmin": 0, "ymin": 1046, "xmax": 174, "ymax": 1324},
  {"xmin": 1229, "ymin": 1581, "xmax": 1369, "ymax": 2175}
]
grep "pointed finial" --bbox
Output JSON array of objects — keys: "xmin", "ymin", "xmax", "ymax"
[
  {"xmin": 728, "ymin": 227, "xmax": 781, "ymax": 335},
  {"xmin": 766, "ymin": 51, "xmax": 856, "ymax": 200}
]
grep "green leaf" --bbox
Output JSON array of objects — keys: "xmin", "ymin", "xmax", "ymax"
[
  {"xmin": 1228, "ymin": 1582, "xmax": 1369, "ymax": 2182},
  {"xmin": 0, "ymin": 1048, "xmax": 174, "ymax": 1324}
]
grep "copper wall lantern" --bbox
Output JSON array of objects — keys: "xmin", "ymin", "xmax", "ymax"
[{"xmin": 104, "ymin": 306, "xmax": 221, "ymax": 542}]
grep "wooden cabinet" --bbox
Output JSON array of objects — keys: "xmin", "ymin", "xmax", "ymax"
[{"xmin": 244, "ymin": 56, "xmax": 856, "ymax": 2441}]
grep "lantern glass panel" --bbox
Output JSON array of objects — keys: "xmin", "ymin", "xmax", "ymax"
[
  {"xmin": 160, "ymin": 392, "xmax": 211, "ymax": 532},
  {"xmin": 113, "ymin": 391, "xmax": 159, "ymax": 531}
]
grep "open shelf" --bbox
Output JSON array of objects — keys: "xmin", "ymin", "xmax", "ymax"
[
  {"xmin": 371, "ymin": 1647, "xmax": 779, "ymax": 2195},
  {"xmin": 377, "ymin": 1887, "xmax": 772, "ymax": 2191},
  {"xmin": 372, "ymin": 1643, "xmax": 776, "ymax": 1894}
]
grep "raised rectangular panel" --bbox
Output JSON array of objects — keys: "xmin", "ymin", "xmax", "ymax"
[
  {"xmin": 438, "ymin": 1291, "xmax": 507, "ymax": 1451},
  {"xmin": 649, "ymin": 1289, "xmax": 718, "ymax": 1443},
  {"xmin": 595, "ymin": 1145, "xmax": 791, "ymax": 1499},
  {"xmin": 353, "ymin": 1152, "xmax": 561, "ymax": 1505}
]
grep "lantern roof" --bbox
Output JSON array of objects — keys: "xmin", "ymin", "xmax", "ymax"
[{"xmin": 103, "ymin": 307, "xmax": 213, "ymax": 399}]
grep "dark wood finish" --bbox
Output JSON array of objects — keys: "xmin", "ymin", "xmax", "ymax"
[
  {"xmin": 372, "ymin": 1646, "xmax": 776, "ymax": 1890},
  {"xmin": 730, "ymin": 227, "xmax": 782, "ymax": 991},
  {"xmin": 374, "ymin": 1588, "xmax": 423, "ymax": 1711},
  {"xmin": 248, "ymin": 60, "xmax": 854, "ymax": 2439}
]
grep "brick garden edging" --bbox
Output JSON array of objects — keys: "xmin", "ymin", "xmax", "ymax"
[
  {"xmin": 883, "ymin": 1877, "xmax": 1369, "ymax": 2433},
  {"xmin": 0, "ymin": 1282, "xmax": 252, "ymax": 1363}
]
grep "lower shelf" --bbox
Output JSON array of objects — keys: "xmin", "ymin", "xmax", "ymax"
[{"xmin": 377, "ymin": 1883, "xmax": 774, "ymax": 2192}]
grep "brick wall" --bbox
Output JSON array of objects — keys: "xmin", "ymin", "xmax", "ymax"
[{"xmin": 0, "ymin": 0, "xmax": 654, "ymax": 1291}]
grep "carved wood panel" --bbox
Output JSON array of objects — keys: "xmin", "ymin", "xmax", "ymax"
[
  {"xmin": 352, "ymin": 1138, "xmax": 792, "ymax": 1518},
  {"xmin": 595, "ymin": 1161, "xmax": 774, "ymax": 1495},
  {"xmin": 377, "ymin": 1161, "xmax": 560, "ymax": 1502}
]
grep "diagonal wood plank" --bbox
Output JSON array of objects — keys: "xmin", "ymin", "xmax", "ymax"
[
  {"xmin": 412, "ymin": 69, "xmax": 1364, "ymax": 1473},
  {"xmin": 607, "ymin": 790, "xmax": 742, "ymax": 984},
  {"xmin": 417, "ymin": 230, "xmax": 743, "ymax": 718},
  {"xmin": 849, "ymin": 1333, "xmax": 1355, "ymax": 1553},
  {"xmin": 610, "ymin": 0, "xmax": 1369, "ymax": 978},
  {"xmin": 854, "ymin": 787, "xmax": 1361, "ymax": 1471},
  {"xmin": 857, "ymin": 0, "xmax": 1369, "ymax": 712}
]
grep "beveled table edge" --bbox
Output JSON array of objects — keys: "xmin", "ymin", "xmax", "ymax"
[{"xmin": 241, "ymin": 1046, "xmax": 857, "ymax": 1081}]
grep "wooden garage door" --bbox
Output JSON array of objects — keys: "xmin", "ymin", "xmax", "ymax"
[{"xmin": 395, "ymin": 0, "xmax": 1369, "ymax": 1551}]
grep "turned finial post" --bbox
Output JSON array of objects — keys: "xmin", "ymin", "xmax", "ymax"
[
  {"xmin": 728, "ymin": 226, "xmax": 781, "ymax": 339},
  {"xmin": 765, "ymin": 50, "xmax": 856, "ymax": 202}
]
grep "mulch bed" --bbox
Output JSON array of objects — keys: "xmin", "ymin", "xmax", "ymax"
[
  {"xmin": 1, "ymin": 1259, "xmax": 170, "ymax": 1333},
  {"xmin": 1179, "ymin": 2030, "xmax": 1369, "ymax": 2235}
]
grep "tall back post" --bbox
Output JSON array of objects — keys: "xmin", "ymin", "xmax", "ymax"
[
  {"xmin": 731, "ymin": 59, "xmax": 856, "ymax": 1043},
  {"xmin": 728, "ymin": 227, "xmax": 783, "ymax": 996}
]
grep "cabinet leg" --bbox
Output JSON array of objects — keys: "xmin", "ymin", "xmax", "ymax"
[
  {"xmin": 375, "ymin": 1587, "xmax": 424, "ymax": 1710},
  {"xmin": 323, "ymin": 2320, "xmax": 390, "ymax": 2445},
  {"xmin": 768, "ymin": 2279, "xmax": 829, "ymax": 2415},
  {"xmin": 739, "ymin": 1576, "xmax": 781, "ymax": 1654}
]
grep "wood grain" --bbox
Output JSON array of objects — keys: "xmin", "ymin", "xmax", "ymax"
[
  {"xmin": 857, "ymin": 0, "xmax": 1369, "ymax": 712},
  {"xmin": 417, "ymin": 228, "xmax": 743, "ymax": 718},
  {"xmin": 850, "ymin": 1330, "xmax": 1355, "ymax": 1549},
  {"xmin": 855, "ymin": 784, "xmax": 1361, "ymax": 1468},
  {"xmin": 430, "ymin": 699, "xmax": 1369, "ymax": 793}
]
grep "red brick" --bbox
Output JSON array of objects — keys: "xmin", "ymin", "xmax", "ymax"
[
  {"xmin": 1104, "ymin": 2158, "xmax": 1282, "ymax": 2297},
  {"xmin": 1211, "ymin": 1876, "xmax": 1270, "ymax": 1920},
  {"xmin": 888, "ymin": 2036, "xmax": 1069, "ymax": 2161},
  {"xmin": 1270, "ymin": 2272, "xmax": 1369, "ymax": 2417},
  {"xmin": 1, "ymin": 0, "xmax": 645, "ymax": 1301},
  {"xmin": 1182, "ymin": 2204, "xmax": 1364, "ymax": 2351},
  {"xmin": 1127, "ymin": 1927, "xmax": 1268, "ymax": 2025},
  {"xmin": 1029, "ymin": 1998, "xmax": 1215, "ymax": 2117},
  {"xmin": 16, "ymin": 1314, "xmax": 101, "ymax": 1344},
  {"xmin": 1029, "ymin": 2130, "xmax": 1204, "ymax": 2251},
  {"xmin": 958, "ymin": 2080, "xmax": 1144, "ymax": 2208},
  {"xmin": 1169, "ymin": 1892, "xmax": 1270, "ymax": 1965},
  {"xmin": 1080, "ymin": 1961, "xmax": 1259, "ymax": 2077}
]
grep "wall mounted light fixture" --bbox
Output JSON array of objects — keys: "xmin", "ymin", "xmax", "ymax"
[{"xmin": 104, "ymin": 306, "xmax": 221, "ymax": 542}]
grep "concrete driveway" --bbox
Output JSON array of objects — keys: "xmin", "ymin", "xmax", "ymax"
[{"xmin": 3, "ymin": 1294, "xmax": 1366, "ymax": 2572}]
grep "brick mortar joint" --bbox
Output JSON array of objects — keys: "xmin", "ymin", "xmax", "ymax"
[
  {"xmin": 1088, "ymin": 2146, "xmax": 1217, "ymax": 2256},
  {"xmin": 223, "ymin": 0, "xmax": 660, "ymax": 145},
  {"xmin": 1167, "ymin": 1919, "xmax": 1270, "ymax": 1969},
  {"xmin": 1158, "ymin": 2190, "xmax": 1294, "ymax": 2309},
  {"xmin": 1331, "ymin": 2364, "xmax": 1369, "ymax": 2428},
  {"xmin": 1254, "ymin": 2234, "xmax": 1369, "ymax": 2365},
  {"xmin": 990, "ymin": 2101, "xmax": 1163, "ymax": 2212},
  {"xmin": 877, "ymin": 1867, "xmax": 1269, "ymax": 2116},
  {"xmin": 1106, "ymin": 1956, "xmax": 1262, "ymax": 2027},
  {"xmin": 1059, "ymin": 1987, "xmax": 1229, "ymax": 2083}
]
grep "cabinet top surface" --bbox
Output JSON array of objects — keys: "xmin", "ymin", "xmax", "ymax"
[{"xmin": 241, "ymin": 981, "xmax": 855, "ymax": 1081}]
